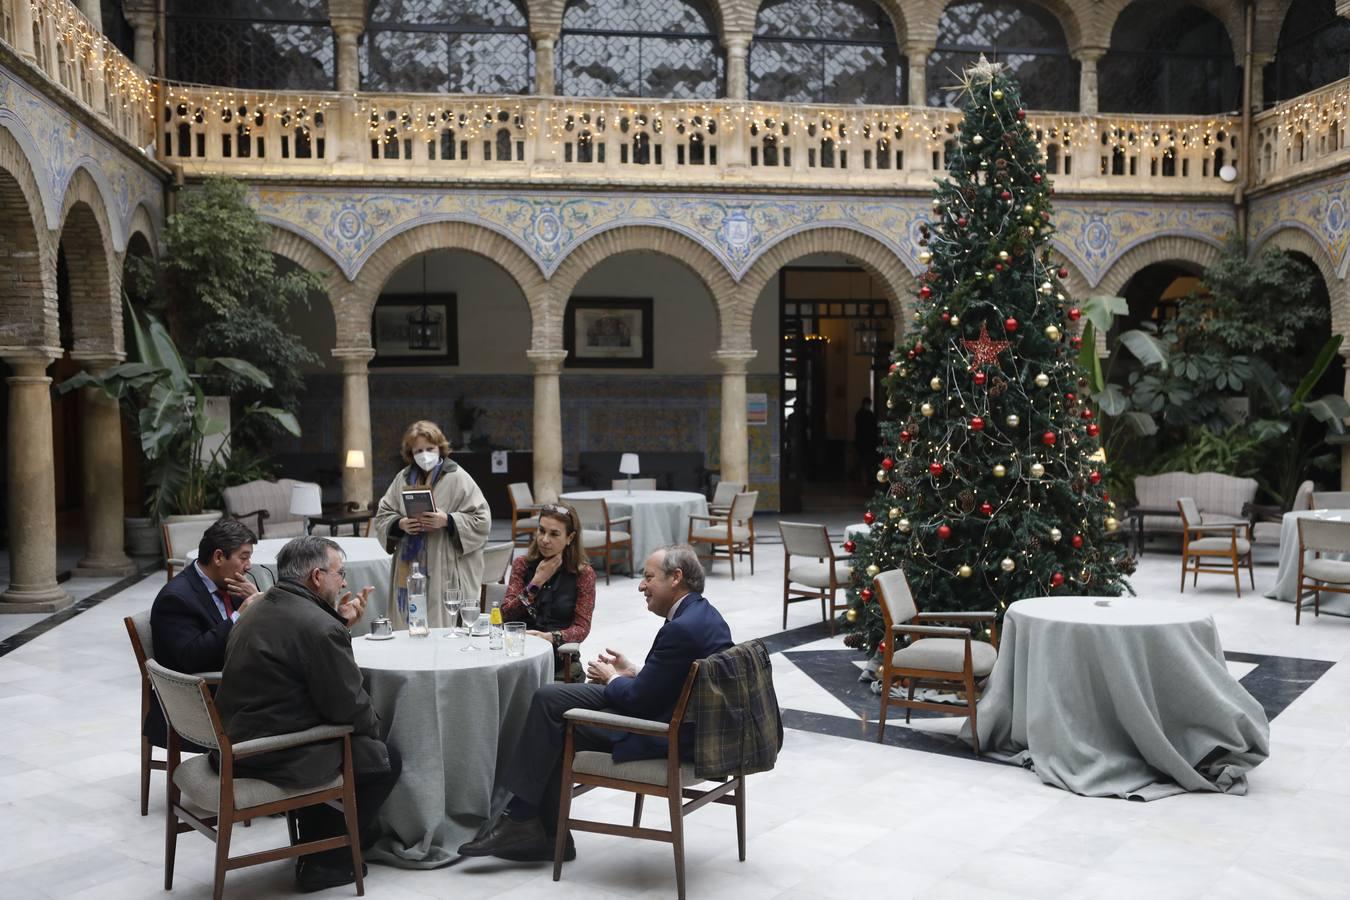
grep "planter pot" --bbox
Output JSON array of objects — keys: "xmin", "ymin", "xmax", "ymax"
[
  {"xmin": 125, "ymin": 516, "xmax": 162, "ymax": 557},
  {"xmin": 163, "ymin": 510, "xmax": 224, "ymax": 525}
]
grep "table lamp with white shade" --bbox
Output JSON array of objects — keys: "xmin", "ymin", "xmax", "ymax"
[
  {"xmin": 289, "ymin": 482, "xmax": 323, "ymax": 534},
  {"xmin": 344, "ymin": 450, "xmax": 367, "ymax": 512},
  {"xmin": 619, "ymin": 453, "xmax": 641, "ymax": 495}
]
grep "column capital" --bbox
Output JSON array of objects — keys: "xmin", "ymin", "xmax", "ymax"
[
  {"xmin": 713, "ymin": 349, "xmax": 757, "ymax": 374},
  {"xmin": 1071, "ymin": 45, "xmax": 1108, "ymax": 64},
  {"xmin": 531, "ymin": 28, "xmax": 562, "ymax": 44},
  {"xmin": 527, "ymin": 349, "xmax": 569, "ymax": 374},
  {"xmin": 902, "ymin": 40, "xmax": 934, "ymax": 58},
  {"xmin": 68, "ymin": 350, "xmax": 125, "ymax": 370},
  {"xmin": 332, "ymin": 17, "xmax": 364, "ymax": 41},
  {"xmin": 1, "ymin": 348, "xmax": 60, "ymax": 374},
  {"xmin": 333, "ymin": 346, "xmax": 376, "ymax": 361},
  {"xmin": 723, "ymin": 31, "xmax": 752, "ymax": 52}
]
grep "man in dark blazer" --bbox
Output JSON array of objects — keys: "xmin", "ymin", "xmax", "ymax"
[
  {"xmin": 459, "ymin": 543, "xmax": 733, "ymax": 863},
  {"xmin": 146, "ymin": 519, "xmax": 262, "ymax": 747}
]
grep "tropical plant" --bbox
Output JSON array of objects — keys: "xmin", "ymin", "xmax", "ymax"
[{"xmin": 58, "ymin": 302, "xmax": 300, "ymax": 521}]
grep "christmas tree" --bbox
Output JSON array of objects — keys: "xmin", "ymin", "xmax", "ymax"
[{"xmin": 842, "ymin": 58, "xmax": 1132, "ymax": 655}]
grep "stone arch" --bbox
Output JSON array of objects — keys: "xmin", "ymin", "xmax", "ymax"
[
  {"xmin": 532, "ymin": 0, "xmax": 730, "ymax": 37},
  {"xmin": 1097, "ymin": 0, "xmax": 1245, "ymax": 61},
  {"xmin": 268, "ymin": 226, "xmax": 343, "ymax": 290},
  {"xmin": 737, "ymin": 226, "xmax": 919, "ymax": 343},
  {"xmin": 911, "ymin": 0, "xmax": 1085, "ymax": 52},
  {"xmin": 1252, "ymin": 226, "xmax": 1346, "ymax": 335},
  {"xmin": 1095, "ymin": 235, "xmax": 1224, "ymax": 298},
  {"xmin": 56, "ymin": 166, "xmax": 121, "ymax": 357},
  {"xmin": 0, "ymin": 126, "xmax": 58, "ymax": 351},
  {"xmin": 346, "ymin": 221, "xmax": 546, "ymax": 349},
  {"xmin": 546, "ymin": 225, "xmax": 738, "ymax": 348},
  {"xmin": 739, "ymin": 0, "xmax": 910, "ymax": 43},
  {"xmin": 125, "ymin": 204, "xmax": 160, "ymax": 259},
  {"xmin": 1254, "ymin": 0, "xmax": 1296, "ymax": 59}
]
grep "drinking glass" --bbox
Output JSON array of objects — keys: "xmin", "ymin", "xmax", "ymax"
[
  {"xmin": 504, "ymin": 622, "xmax": 526, "ymax": 657},
  {"xmin": 442, "ymin": 589, "xmax": 463, "ymax": 639},
  {"xmin": 459, "ymin": 605, "xmax": 482, "ymax": 651}
]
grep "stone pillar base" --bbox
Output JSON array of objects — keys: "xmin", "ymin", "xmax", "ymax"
[
  {"xmin": 72, "ymin": 557, "xmax": 138, "ymax": 578},
  {"xmin": 0, "ymin": 587, "xmax": 75, "ymax": 613}
]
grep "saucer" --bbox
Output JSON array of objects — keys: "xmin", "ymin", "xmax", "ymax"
[{"xmin": 365, "ymin": 632, "xmax": 395, "ymax": 641}]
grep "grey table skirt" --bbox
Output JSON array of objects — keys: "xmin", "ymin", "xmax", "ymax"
[
  {"xmin": 354, "ymin": 630, "xmax": 552, "ymax": 867},
  {"xmin": 1264, "ymin": 509, "xmax": 1350, "ymax": 616},
  {"xmin": 963, "ymin": 596, "xmax": 1270, "ymax": 800}
]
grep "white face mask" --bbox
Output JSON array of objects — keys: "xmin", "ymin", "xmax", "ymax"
[{"xmin": 413, "ymin": 449, "xmax": 440, "ymax": 472}]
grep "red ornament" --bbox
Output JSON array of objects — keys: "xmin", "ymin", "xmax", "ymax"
[
  {"xmin": 973, "ymin": 371, "xmax": 988, "ymax": 386},
  {"xmin": 1017, "ymin": 108, "xmax": 1026, "ymax": 120},
  {"xmin": 1070, "ymin": 336, "xmax": 1083, "ymax": 349},
  {"xmin": 919, "ymin": 285, "xmax": 932, "ymax": 299},
  {"xmin": 1000, "ymin": 190, "xmax": 1012, "ymax": 200},
  {"xmin": 1032, "ymin": 173, "xmax": 1042, "ymax": 183},
  {"xmin": 1065, "ymin": 392, "xmax": 1077, "ymax": 402},
  {"xmin": 913, "ymin": 341, "xmax": 924, "ymax": 355},
  {"xmin": 1004, "ymin": 317, "xmax": 1019, "ymax": 333},
  {"xmin": 1051, "ymin": 572, "xmax": 1065, "ymax": 587},
  {"xmin": 929, "ymin": 462, "xmax": 945, "ymax": 477},
  {"xmin": 843, "ymin": 540, "xmax": 856, "ymax": 554},
  {"xmin": 1086, "ymin": 423, "xmax": 1101, "ymax": 437},
  {"xmin": 937, "ymin": 525, "xmax": 952, "ymax": 540},
  {"xmin": 1072, "ymin": 535, "xmax": 1084, "ymax": 549},
  {"xmin": 899, "ymin": 430, "xmax": 913, "ymax": 443},
  {"xmin": 1081, "ymin": 408, "xmax": 1095, "ymax": 420},
  {"xmin": 906, "ymin": 350, "xmax": 916, "ymax": 360},
  {"xmin": 941, "ymin": 311, "xmax": 951, "ymax": 324},
  {"xmin": 861, "ymin": 588, "xmax": 874, "ymax": 603},
  {"xmin": 863, "ymin": 511, "xmax": 876, "ymax": 525},
  {"xmin": 957, "ymin": 217, "xmax": 968, "ymax": 228},
  {"xmin": 1042, "ymin": 431, "xmax": 1057, "ymax": 446},
  {"xmin": 888, "ymin": 362, "xmax": 898, "ymax": 373},
  {"xmin": 881, "ymin": 457, "xmax": 895, "ymax": 471},
  {"xmin": 1058, "ymin": 267, "xmax": 1069, "ymax": 279},
  {"xmin": 1040, "ymin": 211, "xmax": 1051, "ymax": 221},
  {"xmin": 963, "ymin": 323, "xmax": 1012, "ymax": 366},
  {"xmin": 994, "ymin": 263, "xmax": 1004, "ymax": 272},
  {"xmin": 970, "ymin": 416, "xmax": 985, "ymax": 432},
  {"xmin": 980, "ymin": 501, "xmax": 994, "ymax": 516},
  {"xmin": 1067, "ymin": 307, "xmax": 1081, "ymax": 321},
  {"xmin": 1103, "ymin": 493, "xmax": 1112, "ymax": 503},
  {"xmin": 1089, "ymin": 470, "xmax": 1102, "ymax": 485}
]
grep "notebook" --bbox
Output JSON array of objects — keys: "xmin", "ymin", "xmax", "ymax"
[{"xmin": 402, "ymin": 488, "xmax": 436, "ymax": 518}]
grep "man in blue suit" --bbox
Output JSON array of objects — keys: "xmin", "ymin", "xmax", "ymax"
[{"xmin": 458, "ymin": 543, "xmax": 733, "ymax": 863}]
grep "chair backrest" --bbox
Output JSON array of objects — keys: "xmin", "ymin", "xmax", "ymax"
[
  {"xmin": 1291, "ymin": 479, "xmax": 1315, "ymax": 512},
  {"xmin": 1311, "ymin": 490, "xmax": 1350, "ymax": 510},
  {"xmin": 711, "ymin": 480, "xmax": 745, "ymax": 506},
  {"xmin": 125, "ymin": 610, "xmax": 154, "ymax": 671},
  {"xmin": 571, "ymin": 497, "xmax": 608, "ymax": 533},
  {"xmin": 145, "ymin": 659, "xmax": 222, "ymax": 751},
  {"xmin": 163, "ymin": 518, "xmax": 218, "ymax": 563},
  {"xmin": 482, "ymin": 542, "xmax": 514, "ymax": 584},
  {"xmin": 482, "ymin": 581, "xmax": 507, "ymax": 611},
  {"xmin": 1136, "ymin": 472, "xmax": 1257, "ymax": 518},
  {"xmin": 871, "ymin": 568, "xmax": 918, "ymax": 629},
  {"xmin": 1298, "ymin": 517, "xmax": 1350, "ymax": 555},
  {"xmin": 508, "ymin": 482, "xmax": 534, "ymax": 514},
  {"xmin": 729, "ymin": 491, "xmax": 759, "ymax": 523},
  {"xmin": 221, "ymin": 478, "xmax": 310, "ymax": 528},
  {"xmin": 612, "ymin": 478, "xmax": 658, "ymax": 491},
  {"xmin": 1177, "ymin": 496, "xmax": 1201, "ymax": 527},
  {"xmin": 779, "ymin": 521, "xmax": 832, "ymax": 559}
]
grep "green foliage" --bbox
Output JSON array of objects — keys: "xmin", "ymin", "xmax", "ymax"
[
  {"xmin": 200, "ymin": 449, "xmax": 282, "ymax": 513},
  {"xmin": 840, "ymin": 61, "xmax": 1131, "ymax": 657}
]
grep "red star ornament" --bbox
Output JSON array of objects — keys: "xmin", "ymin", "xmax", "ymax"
[{"xmin": 963, "ymin": 322, "xmax": 1012, "ymax": 367}]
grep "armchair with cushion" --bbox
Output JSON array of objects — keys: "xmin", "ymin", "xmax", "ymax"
[
  {"xmin": 779, "ymin": 521, "xmax": 851, "ymax": 633},
  {"xmin": 707, "ymin": 480, "xmax": 745, "ymax": 517},
  {"xmin": 221, "ymin": 478, "xmax": 313, "ymax": 539},
  {"xmin": 1294, "ymin": 518, "xmax": 1350, "ymax": 625},
  {"xmin": 1250, "ymin": 479, "xmax": 1313, "ymax": 548},
  {"xmin": 1178, "ymin": 496, "xmax": 1254, "ymax": 595},
  {"xmin": 1310, "ymin": 490, "xmax": 1350, "ymax": 510},
  {"xmin": 688, "ymin": 491, "xmax": 757, "ymax": 580},
  {"xmin": 162, "ymin": 518, "xmax": 220, "ymax": 581},
  {"xmin": 508, "ymin": 482, "xmax": 542, "ymax": 549},
  {"xmin": 572, "ymin": 497, "xmax": 632, "ymax": 584}
]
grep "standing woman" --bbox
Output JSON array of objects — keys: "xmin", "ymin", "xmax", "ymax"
[
  {"xmin": 374, "ymin": 420, "xmax": 491, "ymax": 628},
  {"xmin": 500, "ymin": 504, "xmax": 594, "ymax": 681}
]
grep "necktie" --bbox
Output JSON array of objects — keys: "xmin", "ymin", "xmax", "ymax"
[{"xmin": 217, "ymin": 590, "xmax": 235, "ymax": 619}]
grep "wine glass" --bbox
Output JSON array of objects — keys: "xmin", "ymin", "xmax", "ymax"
[
  {"xmin": 459, "ymin": 604, "xmax": 481, "ymax": 651},
  {"xmin": 443, "ymin": 588, "xmax": 463, "ymax": 639}
]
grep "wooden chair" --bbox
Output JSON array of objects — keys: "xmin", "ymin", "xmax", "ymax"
[
  {"xmin": 508, "ymin": 482, "xmax": 543, "ymax": 549},
  {"xmin": 125, "ymin": 612, "xmax": 166, "ymax": 816},
  {"xmin": 871, "ymin": 568, "xmax": 998, "ymax": 755},
  {"xmin": 572, "ymin": 497, "xmax": 632, "ymax": 585},
  {"xmin": 145, "ymin": 660, "xmax": 364, "ymax": 900},
  {"xmin": 687, "ymin": 491, "xmax": 757, "ymax": 580},
  {"xmin": 1178, "ymin": 497, "xmax": 1253, "ymax": 595},
  {"xmin": 553, "ymin": 642, "xmax": 777, "ymax": 900},
  {"xmin": 611, "ymin": 478, "xmax": 658, "ymax": 491},
  {"xmin": 162, "ymin": 519, "xmax": 217, "ymax": 581},
  {"xmin": 481, "ymin": 541, "xmax": 514, "ymax": 586},
  {"xmin": 1295, "ymin": 517, "xmax": 1350, "ymax": 624},
  {"xmin": 1251, "ymin": 479, "xmax": 1313, "ymax": 548},
  {"xmin": 1310, "ymin": 490, "xmax": 1350, "ymax": 510},
  {"xmin": 707, "ymin": 480, "xmax": 745, "ymax": 517},
  {"xmin": 778, "ymin": 521, "xmax": 851, "ymax": 633}
]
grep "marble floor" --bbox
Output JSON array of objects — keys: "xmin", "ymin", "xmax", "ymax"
[{"xmin": 0, "ymin": 540, "xmax": 1346, "ymax": 900}]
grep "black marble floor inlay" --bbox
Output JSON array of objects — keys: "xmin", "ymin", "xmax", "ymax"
[{"xmin": 0, "ymin": 562, "xmax": 158, "ymax": 658}]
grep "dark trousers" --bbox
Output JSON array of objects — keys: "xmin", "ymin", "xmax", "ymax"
[
  {"xmin": 502, "ymin": 683, "xmax": 623, "ymax": 835},
  {"xmin": 295, "ymin": 743, "xmax": 402, "ymax": 868}
]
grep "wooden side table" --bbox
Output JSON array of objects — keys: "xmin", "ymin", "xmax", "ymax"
[{"xmin": 308, "ymin": 510, "xmax": 374, "ymax": 536}]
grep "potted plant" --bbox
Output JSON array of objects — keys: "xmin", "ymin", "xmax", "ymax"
[
  {"xmin": 453, "ymin": 396, "xmax": 485, "ymax": 448},
  {"xmin": 59, "ymin": 301, "xmax": 301, "ymax": 524}
]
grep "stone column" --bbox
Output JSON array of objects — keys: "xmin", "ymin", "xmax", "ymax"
[
  {"xmin": 334, "ymin": 348, "xmax": 375, "ymax": 510},
  {"xmin": 333, "ymin": 21, "xmax": 362, "ymax": 92},
  {"xmin": 70, "ymin": 353, "xmax": 136, "ymax": 577},
  {"xmin": 1342, "ymin": 353, "xmax": 1350, "ymax": 490},
  {"xmin": 1249, "ymin": 52, "xmax": 1272, "ymax": 110},
  {"xmin": 533, "ymin": 34, "xmax": 556, "ymax": 95},
  {"xmin": 2, "ymin": 353, "xmax": 73, "ymax": 612},
  {"xmin": 725, "ymin": 32, "xmax": 750, "ymax": 101},
  {"xmin": 124, "ymin": 10, "xmax": 155, "ymax": 73},
  {"xmin": 12, "ymin": 0, "xmax": 36, "ymax": 62},
  {"xmin": 904, "ymin": 43, "xmax": 932, "ymax": 106},
  {"xmin": 78, "ymin": 0, "xmax": 103, "ymax": 32},
  {"xmin": 1076, "ymin": 49, "xmax": 1105, "ymax": 114},
  {"xmin": 713, "ymin": 350, "xmax": 757, "ymax": 487},
  {"xmin": 527, "ymin": 349, "xmax": 567, "ymax": 503}
]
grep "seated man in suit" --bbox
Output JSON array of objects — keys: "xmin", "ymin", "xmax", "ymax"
[
  {"xmin": 458, "ymin": 543, "xmax": 733, "ymax": 863},
  {"xmin": 215, "ymin": 536, "xmax": 394, "ymax": 894}
]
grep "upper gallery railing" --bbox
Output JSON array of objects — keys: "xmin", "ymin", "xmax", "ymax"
[
  {"xmin": 1, "ymin": 0, "xmax": 155, "ymax": 150},
  {"xmin": 1252, "ymin": 75, "xmax": 1350, "ymax": 189}
]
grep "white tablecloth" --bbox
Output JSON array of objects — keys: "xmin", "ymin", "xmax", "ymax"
[
  {"xmin": 966, "ymin": 595, "xmax": 1269, "ymax": 799},
  {"xmin": 188, "ymin": 536, "xmax": 393, "ymax": 618},
  {"xmin": 1265, "ymin": 508, "xmax": 1350, "ymax": 615},
  {"xmin": 560, "ymin": 489, "xmax": 710, "ymax": 565},
  {"xmin": 354, "ymin": 630, "xmax": 552, "ymax": 868}
]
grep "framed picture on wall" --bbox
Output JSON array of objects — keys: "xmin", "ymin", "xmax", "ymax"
[
  {"xmin": 564, "ymin": 297, "xmax": 653, "ymax": 369},
  {"xmin": 371, "ymin": 294, "xmax": 458, "ymax": 367}
]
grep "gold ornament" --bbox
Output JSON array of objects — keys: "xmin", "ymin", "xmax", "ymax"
[
  {"xmin": 972, "ymin": 134, "xmax": 984, "ymax": 145},
  {"xmin": 897, "ymin": 518, "xmax": 911, "ymax": 532},
  {"xmin": 876, "ymin": 469, "xmax": 889, "ymax": 483},
  {"xmin": 986, "ymin": 273, "xmax": 996, "ymax": 282},
  {"xmin": 1044, "ymin": 325, "xmax": 1061, "ymax": 341},
  {"xmin": 974, "ymin": 270, "xmax": 983, "ymax": 278},
  {"xmin": 888, "ymin": 507, "xmax": 901, "ymax": 520},
  {"xmin": 898, "ymin": 366, "xmax": 909, "ymax": 377},
  {"xmin": 1049, "ymin": 527, "xmax": 1062, "ymax": 542},
  {"xmin": 1005, "ymin": 414, "xmax": 1020, "ymax": 427},
  {"xmin": 931, "ymin": 198, "xmax": 942, "ymax": 210},
  {"xmin": 1024, "ymin": 204, "xmax": 1035, "ymax": 215},
  {"xmin": 1030, "ymin": 462, "xmax": 1046, "ymax": 478},
  {"xmin": 949, "ymin": 315, "xmax": 960, "ymax": 327},
  {"xmin": 845, "ymin": 608, "xmax": 859, "ymax": 624},
  {"xmin": 1000, "ymin": 557, "xmax": 1016, "ymax": 572},
  {"xmin": 918, "ymin": 250, "xmax": 933, "ymax": 264},
  {"xmin": 1034, "ymin": 373, "xmax": 1050, "ymax": 388},
  {"xmin": 958, "ymin": 565, "xmax": 973, "ymax": 578},
  {"xmin": 886, "ymin": 398, "xmax": 895, "ymax": 409},
  {"xmin": 993, "ymin": 89, "xmax": 1004, "ymax": 100},
  {"xmin": 921, "ymin": 402, "xmax": 935, "ymax": 417},
  {"xmin": 930, "ymin": 377, "xmax": 943, "ymax": 391},
  {"xmin": 913, "ymin": 312, "xmax": 923, "ymax": 322},
  {"xmin": 1106, "ymin": 516, "xmax": 1119, "ymax": 532},
  {"xmin": 997, "ymin": 250, "xmax": 1010, "ymax": 262},
  {"xmin": 866, "ymin": 564, "xmax": 881, "ymax": 578},
  {"xmin": 992, "ymin": 464, "xmax": 1007, "ymax": 478}
]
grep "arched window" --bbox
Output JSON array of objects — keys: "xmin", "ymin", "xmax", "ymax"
[
  {"xmin": 749, "ymin": 0, "xmax": 904, "ymax": 104},
  {"xmin": 165, "ymin": 0, "xmax": 333, "ymax": 90},
  {"xmin": 928, "ymin": 2, "xmax": 1076, "ymax": 110},
  {"xmin": 361, "ymin": 0, "xmax": 533, "ymax": 94},
  {"xmin": 1098, "ymin": 1, "xmax": 1239, "ymax": 114},
  {"xmin": 1268, "ymin": 0, "xmax": 1350, "ymax": 103},
  {"xmin": 558, "ymin": 0, "xmax": 723, "ymax": 98}
]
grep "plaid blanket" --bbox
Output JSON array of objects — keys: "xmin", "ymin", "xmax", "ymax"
[{"xmin": 691, "ymin": 639, "xmax": 783, "ymax": 779}]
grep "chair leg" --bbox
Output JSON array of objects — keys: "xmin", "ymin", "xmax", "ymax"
[
  {"xmin": 669, "ymin": 789, "xmax": 687, "ymax": 900},
  {"xmin": 905, "ymin": 680, "xmax": 916, "ymax": 724},
  {"xmin": 164, "ymin": 799, "xmax": 178, "ymax": 890},
  {"xmin": 553, "ymin": 748, "xmax": 577, "ymax": 882},
  {"xmin": 139, "ymin": 737, "xmax": 151, "ymax": 817},
  {"xmin": 877, "ymin": 677, "xmax": 890, "ymax": 742},
  {"xmin": 1179, "ymin": 555, "xmax": 1187, "ymax": 593},
  {"xmin": 1247, "ymin": 554, "xmax": 1255, "ymax": 589},
  {"xmin": 1233, "ymin": 554, "xmax": 1242, "ymax": 597},
  {"xmin": 734, "ymin": 778, "xmax": 747, "ymax": 862},
  {"xmin": 632, "ymin": 794, "xmax": 644, "ymax": 827},
  {"xmin": 212, "ymin": 816, "xmax": 233, "ymax": 900},
  {"xmin": 824, "ymin": 588, "xmax": 835, "ymax": 636},
  {"xmin": 749, "ymin": 539, "xmax": 755, "ymax": 575},
  {"xmin": 728, "ymin": 545, "xmax": 736, "ymax": 581},
  {"xmin": 341, "ymin": 777, "xmax": 365, "ymax": 897},
  {"xmin": 965, "ymin": 671, "xmax": 980, "ymax": 757}
]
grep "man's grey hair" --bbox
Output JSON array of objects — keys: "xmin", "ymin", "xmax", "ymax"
[
  {"xmin": 656, "ymin": 544, "xmax": 705, "ymax": 594},
  {"xmin": 277, "ymin": 535, "xmax": 344, "ymax": 583}
]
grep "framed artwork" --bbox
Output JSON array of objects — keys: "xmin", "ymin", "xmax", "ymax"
[
  {"xmin": 371, "ymin": 294, "xmax": 457, "ymax": 367},
  {"xmin": 564, "ymin": 297, "xmax": 653, "ymax": 369}
]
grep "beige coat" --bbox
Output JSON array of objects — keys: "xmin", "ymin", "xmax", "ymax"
[{"xmin": 373, "ymin": 461, "xmax": 491, "ymax": 628}]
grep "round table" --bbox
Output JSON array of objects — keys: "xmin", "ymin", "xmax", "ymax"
[
  {"xmin": 560, "ymin": 489, "xmax": 710, "ymax": 565},
  {"xmin": 188, "ymin": 536, "xmax": 393, "ymax": 619},
  {"xmin": 1265, "ymin": 508, "xmax": 1350, "ymax": 615},
  {"xmin": 966, "ymin": 595, "xmax": 1269, "ymax": 800},
  {"xmin": 354, "ymin": 629, "xmax": 552, "ymax": 868}
]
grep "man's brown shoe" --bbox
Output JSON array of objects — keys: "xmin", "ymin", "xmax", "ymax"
[{"xmin": 457, "ymin": 815, "xmax": 550, "ymax": 860}]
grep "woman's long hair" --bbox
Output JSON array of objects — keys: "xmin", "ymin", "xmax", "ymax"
[{"xmin": 525, "ymin": 504, "xmax": 590, "ymax": 575}]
